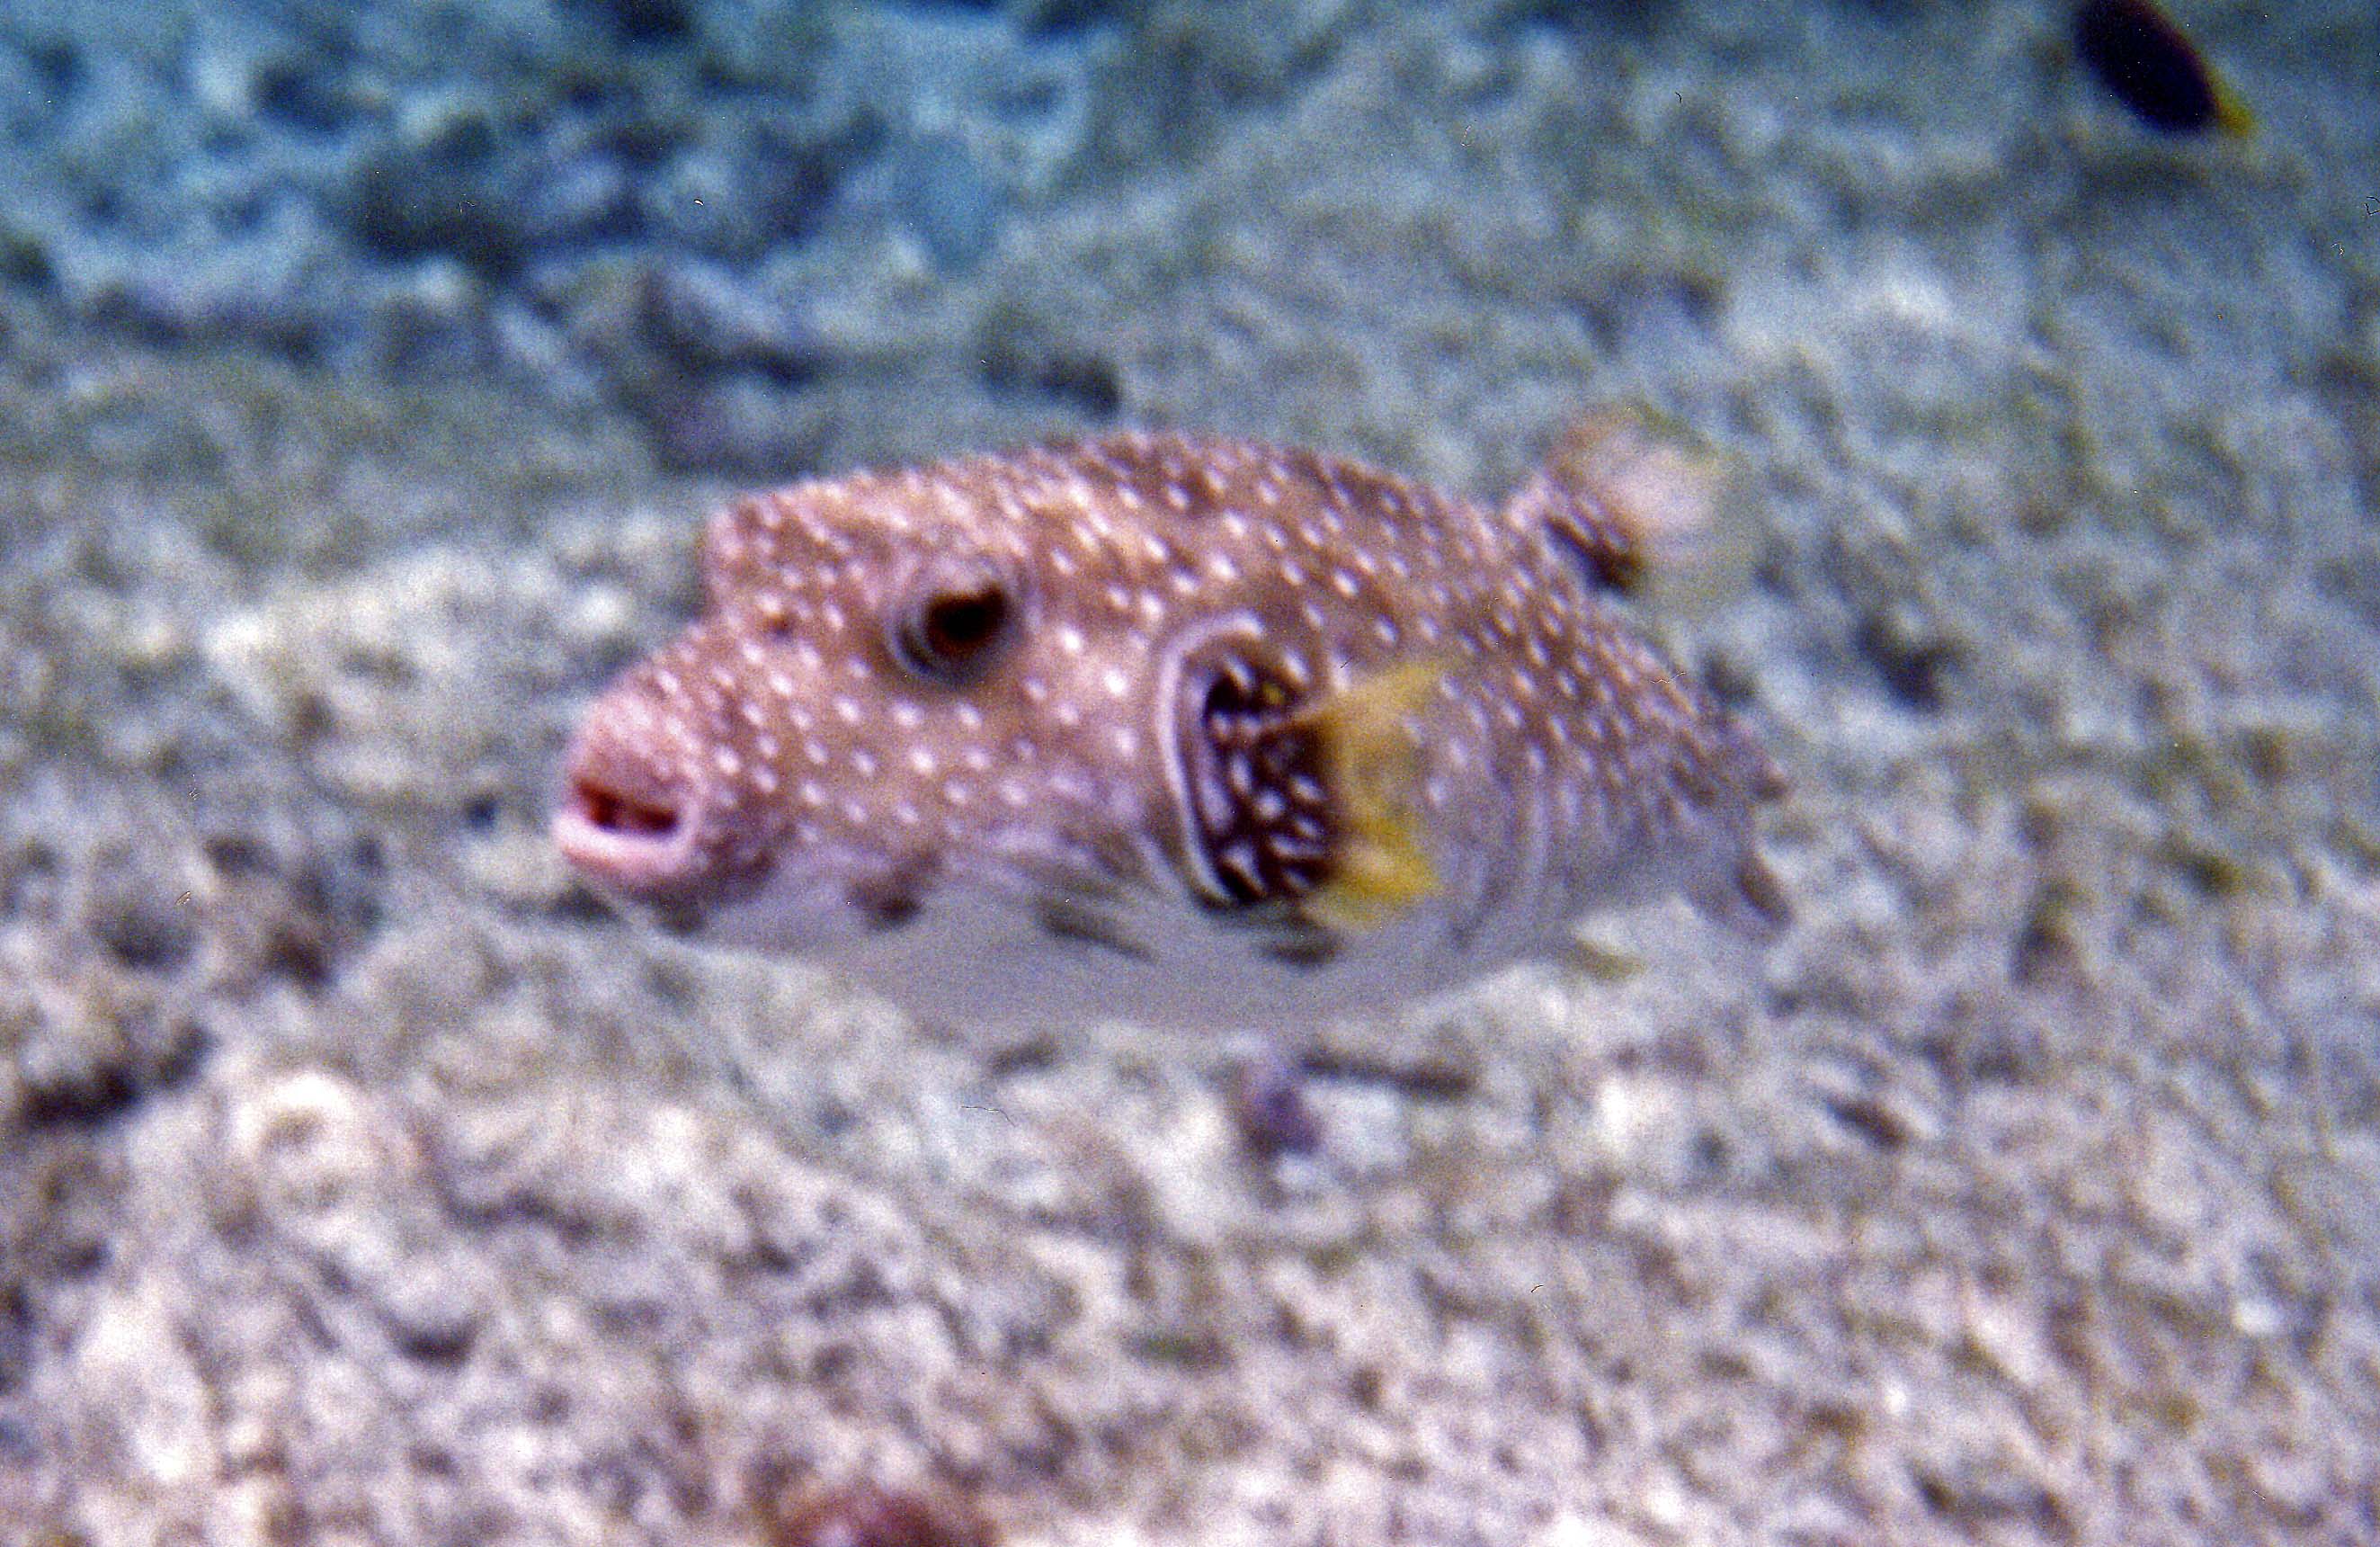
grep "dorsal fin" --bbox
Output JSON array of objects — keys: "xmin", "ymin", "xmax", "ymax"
[{"xmin": 1508, "ymin": 407, "xmax": 1748, "ymax": 615}]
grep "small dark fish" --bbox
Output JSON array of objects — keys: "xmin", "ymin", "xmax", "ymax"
[{"xmin": 2072, "ymin": 0, "xmax": 2254, "ymax": 137}]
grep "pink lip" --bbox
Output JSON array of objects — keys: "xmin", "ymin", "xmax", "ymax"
[{"xmin": 552, "ymin": 773, "xmax": 706, "ymax": 899}]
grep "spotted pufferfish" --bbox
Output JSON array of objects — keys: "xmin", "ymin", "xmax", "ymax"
[{"xmin": 554, "ymin": 412, "xmax": 1787, "ymax": 1032}]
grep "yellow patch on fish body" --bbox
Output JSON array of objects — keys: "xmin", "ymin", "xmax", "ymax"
[
  {"xmin": 1300, "ymin": 660, "xmax": 1448, "ymax": 932},
  {"xmin": 555, "ymin": 414, "xmax": 1784, "ymax": 1030}
]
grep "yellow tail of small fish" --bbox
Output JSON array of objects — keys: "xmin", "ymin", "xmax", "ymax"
[{"xmin": 2213, "ymin": 82, "xmax": 2256, "ymax": 139}]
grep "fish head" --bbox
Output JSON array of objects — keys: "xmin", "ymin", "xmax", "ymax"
[{"xmin": 555, "ymin": 460, "xmax": 1190, "ymax": 962}]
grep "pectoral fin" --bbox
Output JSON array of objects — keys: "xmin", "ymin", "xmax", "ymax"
[
  {"xmin": 1302, "ymin": 661, "xmax": 1445, "ymax": 931},
  {"xmin": 1177, "ymin": 649, "xmax": 1445, "ymax": 932}
]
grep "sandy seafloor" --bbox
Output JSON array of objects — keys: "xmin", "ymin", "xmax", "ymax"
[{"xmin": 3, "ymin": 0, "xmax": 2379, "ymax": 1543}]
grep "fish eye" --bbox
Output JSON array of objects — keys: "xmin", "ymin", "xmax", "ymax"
[{"xmin": 891, "ymin": 556, "xmax": 1017, "ymax": 684}]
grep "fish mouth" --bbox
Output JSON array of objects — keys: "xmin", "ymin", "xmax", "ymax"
[{"xmin": 552, "ymin": 734, "xmax": 710, "ymax": 903}]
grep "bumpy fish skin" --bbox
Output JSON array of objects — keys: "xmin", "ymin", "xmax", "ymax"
[{"xmin": 554, "ymin": 426, "xmax": 1783, "ymax": 1031}]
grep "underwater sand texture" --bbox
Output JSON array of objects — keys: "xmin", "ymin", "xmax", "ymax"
[{"xmin": 4, "ymin": 2, "xmax": 2378, "ymax": 1543}]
